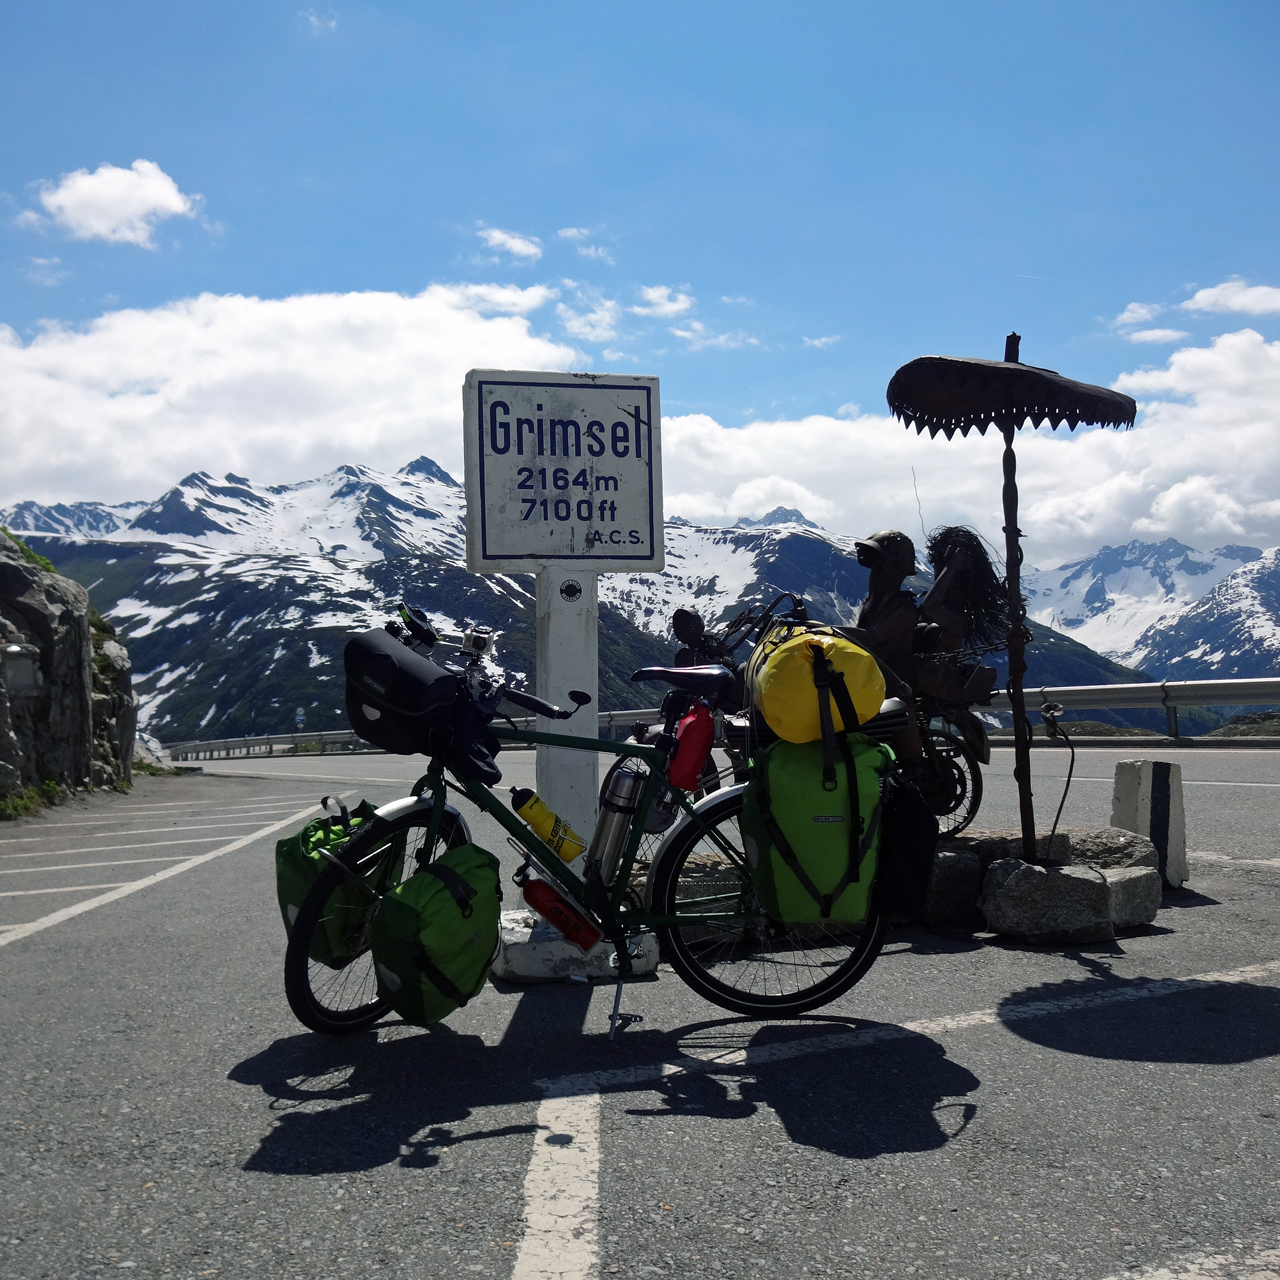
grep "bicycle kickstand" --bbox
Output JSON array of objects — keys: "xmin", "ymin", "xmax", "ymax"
[{"xmin": 608, "ymin": 934, "xmax": 637, "ymax": 1042}]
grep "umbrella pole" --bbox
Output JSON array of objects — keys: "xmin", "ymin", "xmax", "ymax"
[{"xmin": 1000, "ymin": 424, "xmax": 1038, "ymax": 860}]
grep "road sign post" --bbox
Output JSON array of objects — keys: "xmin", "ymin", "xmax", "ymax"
[{"xmin": 463, "ymin": 370, "xmax": 663, "ymax": 837}]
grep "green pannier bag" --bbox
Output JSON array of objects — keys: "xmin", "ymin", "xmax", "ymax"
[
  {"xmin": 741, "ymin": 734, "xmax": 892, "ymax": 922},
  {"xmin": 369, "ymin": 844, "xmax": 502, "ymax": 1027},
  {"xmin": 276, "ymin": 798, "xmax": 390, "ymax": 968}
]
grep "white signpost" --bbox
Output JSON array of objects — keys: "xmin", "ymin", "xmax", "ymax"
[{"xmin": 463, "ymin": 370, "xmax": 663, "ymax": 837}]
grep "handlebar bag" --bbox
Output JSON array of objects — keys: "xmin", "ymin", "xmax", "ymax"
[
  {"xmin": 275, "ymin": 799, "xmax": 392, "ymax": 967},
  {"xmin": 344, "ymin": 629, "xmax": 461, "ymax": 754},
  {"xmin": 744, "ymin": 624, "xmax": 885, "ymax": 744},
  {"xmin": 741, "ymin": 733, "xmax": 892, "ymax": 923},
  {"xmin": 369, "ymin": 843, "xmax": 502, "ymax": 1026}
]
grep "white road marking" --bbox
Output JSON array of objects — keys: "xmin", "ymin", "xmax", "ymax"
[
  {"xmin": 1102, "ymin": 1244, "xmax": 1280, "ymax": 1279},
  {"xmin": 0, "ymin": 805, "xmax": 320, "ymax": 832},
  {"xmin": 89, "ymin": 792, "xmax": 325, "ymax": 809},
  {"xmin": 0, "ymin": 837, "xmax": 237, "ymax": 860},
  {"xmin": 511, "ymin": 1092, "xmax": 601, "ymax": 1280},
  {"xmin": 1191, "ymin": 851, "xmax": 1280, "ymax": 869},
  {"xmin": 511, "ymin": 959, "xmax": 1280, "ymax": 1280},
  {"xmin": 0, "ymin": 883, "xmax": 129, "ymax": 897},
  {"xmin": 0, "ymin": 857, "xmax": 190, "ymax": 875},
  {"xmin": 0, "ymin": 795, "xmax": 351, "ymax": 948},
  {"xmin": 0, "ymin": 820, "xmax": 291, "ymax": 846}
]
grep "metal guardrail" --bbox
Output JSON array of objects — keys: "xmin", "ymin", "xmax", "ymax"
[
  {"xmin": 164, "ymin": 676, "xmax": 1280, "ymax": 759},
  {"xmin": 986, "ymin": 676, "xmax": 1280, "ymax": 739},
  {"xmin": 164, "ymin": 707, "xmax": 665, "ymax": 761}
]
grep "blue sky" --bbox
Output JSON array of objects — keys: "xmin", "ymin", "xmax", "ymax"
[{"xmin": 3, "ymin": 2, "xmax": 1280, "ymax": 562}]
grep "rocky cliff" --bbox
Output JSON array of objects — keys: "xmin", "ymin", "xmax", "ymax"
[{"xmin": 0, "ymin": 531, "xmax": 135, "ymax": 796}]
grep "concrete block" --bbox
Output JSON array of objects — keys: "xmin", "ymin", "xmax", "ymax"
[
  {"xmin": 1103, "ymin": 866, "xmax": 1162, "ymax": 928},
  {"xmin": 492, "ymin": 910, "xmax": 659, "ymax": 984},
  {"xmin": 921, "ymin": 849, "xmax": 982, "ymax": 922},
  {"xmin": 979, "ymin": 858, "xmax": 1114, "ymax": 944},
  {"xmin": 1111, "ymin": 760, "xmax": 1189, "ymax": 888}
]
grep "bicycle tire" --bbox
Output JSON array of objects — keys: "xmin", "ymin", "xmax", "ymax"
[
  {"xmin": 283, "ymin": 803, "xmax": 469, "ymax": 1035},
  {"xmin": 920, "ymin": 729, "xmax": 983, "ymax": 836},
  {"xmin": 649, "ymin": 787, "xmax": 888, "ymax": 1017}
]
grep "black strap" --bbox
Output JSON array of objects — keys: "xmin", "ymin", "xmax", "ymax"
[
  {"xmin": 424, "ymin": 861, "xmax": 476, "ymax": 917},
  {"xmin": 810, "ymin": 648, "xmax": 840, "ymax": 791},
  {"xmin": 413, "ymin": 945, "xmax": 470, "ymax": 1006}
]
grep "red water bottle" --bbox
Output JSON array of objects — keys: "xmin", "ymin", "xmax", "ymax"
[
  {"xmin": 667, "ymin": 700, "xmax": 714, "ymax": 791},
  {"xmin": 522, "ymin": 877, "xmax": 604, "ymax": 953}
]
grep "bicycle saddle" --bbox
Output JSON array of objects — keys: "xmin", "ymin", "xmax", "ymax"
[{"xmin": 630, "ymin": 664, "xmax": 736, "ymax": 695}]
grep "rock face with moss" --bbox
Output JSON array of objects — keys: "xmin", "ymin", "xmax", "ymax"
[{"xmin": 0, "ymin": 530, "xmax": 135, "ymax": 796}]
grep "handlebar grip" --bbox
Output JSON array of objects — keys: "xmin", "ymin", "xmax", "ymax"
[{"xmin": 502, "ymin": 686, "xmax": 571, "ymax": 720}]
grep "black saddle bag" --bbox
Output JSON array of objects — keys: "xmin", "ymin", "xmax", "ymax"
[{"xmin": 344, "ymin": 630, "xmax": 461, "ymax": 754}]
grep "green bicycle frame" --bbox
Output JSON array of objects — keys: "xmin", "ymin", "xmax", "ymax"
[{"xmin": 412, "ymin": 724, "xmax": 751, "ymax": 932}]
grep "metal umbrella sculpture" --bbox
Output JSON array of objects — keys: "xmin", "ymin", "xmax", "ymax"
[{"xmin": 886, "ymin": 334, "xmax": 1137, "ymax": 860}]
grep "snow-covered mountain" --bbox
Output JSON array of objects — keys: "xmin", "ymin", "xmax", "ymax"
[
  {"xmin": 2, "ymin": 457, "xmax": 1171, "ymax": 741},
  {"xmin": 1124, "ymin": 548, "xmax": 1280, "ymax": 681},
  {"xmin": 1023, "ymin": 539, "xmax": 1262, "ymax": 662}
]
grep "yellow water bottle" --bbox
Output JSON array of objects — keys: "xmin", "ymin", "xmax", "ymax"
[{"xmin": 510, "ymin": 787, "xmax": 587, "ymax": 862}]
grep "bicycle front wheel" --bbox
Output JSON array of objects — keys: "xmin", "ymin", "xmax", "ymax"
[
  {"xmin": 649, "ymin": 787, "xmax": 887, "ymax": 1017},
  {"xmin": 284, "ymin": 802, "xmax": 470, "ymax": 1035}
]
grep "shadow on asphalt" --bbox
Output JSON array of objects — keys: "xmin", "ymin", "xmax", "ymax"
[
  {"xmin": 997, "ymin": 978, "xmax": 1280, "ymax": 1063},
  {"xmin": 229, "ymin": 992, "xmax": 981, "ymax": 1174}
]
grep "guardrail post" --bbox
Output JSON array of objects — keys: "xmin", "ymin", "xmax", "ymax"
[{"xmin": 1166, "ymin": 705, "xmax": 1179, "ymax": 740}]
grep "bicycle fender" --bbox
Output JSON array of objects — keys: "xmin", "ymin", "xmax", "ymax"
[
  {"xmin": 372, "ymin": 794, "xmax": 473, "ymax": 842},
  {"xmin": 946, "ymin": 708, "xmax": 991, "ymax": 765},
  {"xmin": 642, "ymin": 782, "xmax": 747, "ymax": 907}
]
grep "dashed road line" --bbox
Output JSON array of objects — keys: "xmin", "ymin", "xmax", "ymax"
[
  {"xmin": 0, "ymin": 795, "xmax": 351, "ymax": 948},
  {"xmin": 0, "ymin": 857, "xmax": 191, "ymax": 875},
  {"xmin": 0, "ymin": 820, "xmax": 296, "ymax": 847},
  {"xmin": 1103, "ymin": 1244, "xmax": 1280, "ymax": 1279},
  {"xmin": 0, "ymin": 883, "xmax": 129, "ymax": 897},
  {"xmin": 0, "ymin": 837, "xmax": 231, "ymax": 860}
]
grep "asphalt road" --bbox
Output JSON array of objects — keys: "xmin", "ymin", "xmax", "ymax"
[{"xmin": 2, "ymin": 745, "xmax": 1278, "ymax": 1280}]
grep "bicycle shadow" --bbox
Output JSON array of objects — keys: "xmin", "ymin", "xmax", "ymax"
[
  {"xmin": 997, "ymin": 974, "xmax": 1280, "ymax": 1064},
  {"xmin": 229, "ymin": 994, "xmax": 982, "ymax": 1174},
  {"xmin": 659, "ymin": 1016, "xmax": 980, "ymax": 1160}
]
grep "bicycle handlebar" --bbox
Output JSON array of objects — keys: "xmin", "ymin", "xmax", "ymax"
[{"xmin": 501, "ymin": 685, "xmax": 574, "ymax": 721}]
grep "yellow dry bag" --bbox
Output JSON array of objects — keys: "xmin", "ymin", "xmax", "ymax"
[{"xmin": 745, "ymin": 624, "xmax": 885, "ymax": 744}]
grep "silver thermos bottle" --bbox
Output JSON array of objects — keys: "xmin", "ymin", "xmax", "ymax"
[{"xmin": 588, "ymin": 761, "xmax": 647, "ymax": 884}]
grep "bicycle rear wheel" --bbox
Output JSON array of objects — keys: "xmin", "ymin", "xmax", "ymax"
[
  {"xmin": 649, "ymin": 787, "xmax": 887, "ymax": 1017},
  {"xmin": 283, "ymin": 802, "xmax": 469, "ymax": 1034},
  {"xmin": 919, "ymin": 729, "xmax": 983, "ymax": 836}
]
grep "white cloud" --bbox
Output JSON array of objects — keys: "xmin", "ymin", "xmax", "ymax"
[
  {"xmin": 803, "ymin": 334, "xmax": 841, "ymax": 349},
  {"xmin": 0, "ymin": 284, "xmax": 575, "ymax": 504},
  {"xmin": 602, "ymin": 348, "xmax": 638, "ymax": 363},
  {"xmin": 670, "ymin": 320, "xmax": 756, "ymax": 352},
  {"xmin": 558, "ymin": 227, "xmax": 589, "ymax": 240},
  {"xmin": 476, "ymin": 225, "xmax": 542, "ymax": 260},
  {"xmin": 659, "ymin": 327, "xmax": 1280, "ymax": 563},
  {"xmin": 555, "ymin": 286, "xmax": 621, "ymax": 342},
  {"xmin": 1124, "ymin": 328, "xmax": 1190, "ymax": 344},
  {"xmin": 575, "ymin": 244, "xmax": 614, "ymax": 264},
  {"xmin": 26, "ymin": 160, "xmax": 198, "ymax": 248},
  {"xmin": 299, "ymin": 8, "xmax": 338, "ymax": 34},
  {"xmin": 721, "ymin": 295, "xmax": 754, "ymax": 306},
  {"xmin": 1113, "ymin": 302, "xmax": 1162, "ymax": 327},
  {"xmin": 25, "ymin": 257, "xmax": 68, "ymax": 287},
  {"xmin": 631, "ymin": 285, "xmax": 694, "ymax": 317},
  {"xmin": 1181, "ymin": 277, "xmax": 1280, "ymax": 315},
  {"xmin": 8, "ymin": 286, "xmax": 1280, "ymax": 570}
]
